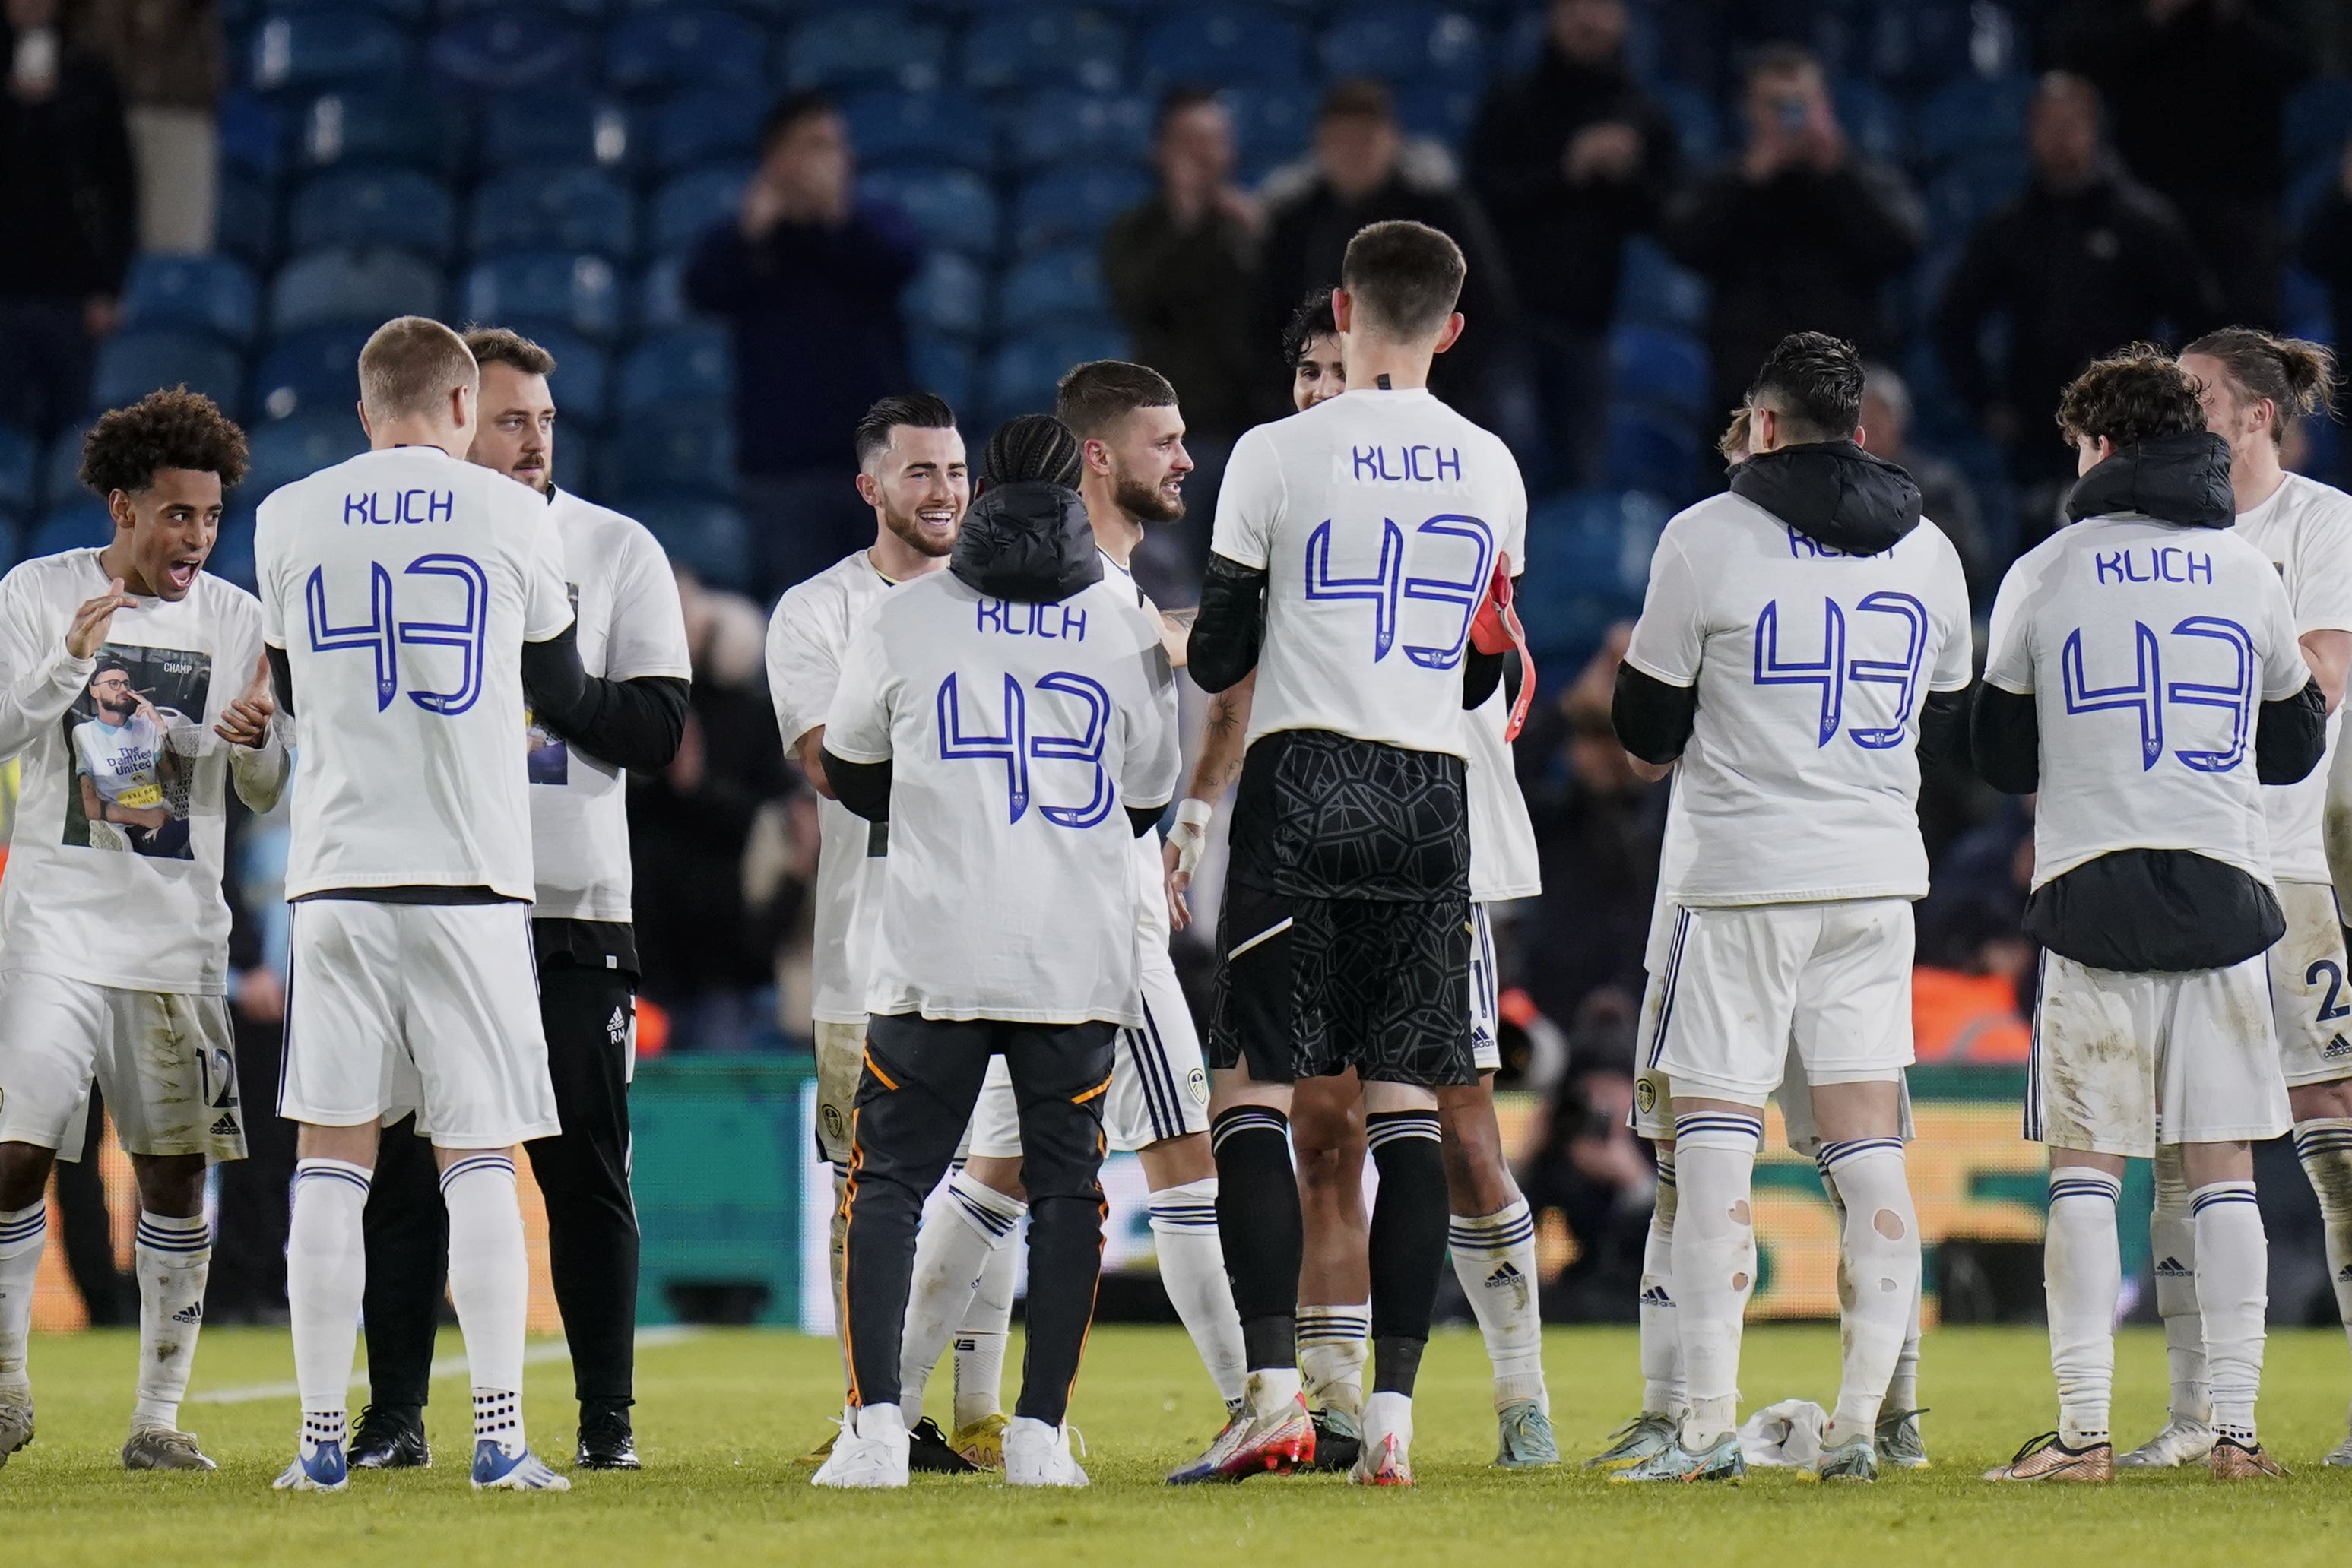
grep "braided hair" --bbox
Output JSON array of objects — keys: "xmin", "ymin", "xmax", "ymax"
[{"xmin": 981, "ymin": 413, "xmax": 1083, "ymax": 489}]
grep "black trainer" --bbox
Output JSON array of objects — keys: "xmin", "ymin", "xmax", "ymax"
[
  {"xmin": 349, "ymin": 1404, "xmax": 430, "ymax": 1470},
  {"xmin": 908, "ymin": 1416, "xmax": 979, "ymax": 1475},
  {"xmin": 575, "ymin": 1402, "xmax": 641, "ymax": 1471},
  {"xmin": 1310, "ymin": 1407, "xmax": 1361, "ymax": 1473}
]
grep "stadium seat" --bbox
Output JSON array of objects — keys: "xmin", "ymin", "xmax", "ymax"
[
  {"xmin": 1831, "ymin": 76, "xmax": 1906, "ymax": 166},
  {"xmin": 636, "ymin": 252, "xmax": 694, "ymax": 331},
  {"xmin": 1138, "ymin": 7, "xmax": 1309, "ymax": 90},
  {"xmin": 604, "ymin": 8, "xmax": 769, "ymax": 96},
  {"xmin": 294, "ymin": 91, "xmax": 466, "ymax": 175},
  {"xmin": 2288, "ymin": 79, "xmax": 2352, "ymax": 174},
  {"xmin": 0, "ymin": 426, "xmax": 35, "ymax": 515},
  {"xmin": 216, "ymin": 166, "xmax": 279, "ymax": 271},
  {"xmin": 1609, "ymin": 326, "xmax": 1708, "ymax": 418},
  {"xmin": 1523, "ymin": 488, "xmax": 1669, "ymax": 597},
  {"xmin": 617, "ymin": 327, "xmax": 734, "ymax": 414},
  {"xmin": 30, "ymin": 504, "xmax": 112, "ymax": 559},
  {"xmin": 442, "ymin": 0, "xmax": 604, "ymax": 19},
  {"xmin": 1650, "ymin": 81, "xmax": 1718, "ymax": 166},
  {"xmin": 246, "ymin": 12, "xmax": 414, "ymax": 93},
  {"xmin": 551, "ymin": 429, "xmax": 593, "ymax": 496},
  {"xmin": 517, "ymin": 326, "xmax": 611, "ymax": 426},
  {"xmin": 1010, "ymin": 163, "xmax": 1149, "ymax": 256},
  {"xmin": 1007, "ymin": 90, "xmax": 1151, "ymax": 171},
  {"xmin": 1615, "ymin": 237, "xmax": 1708, "ymax": 331},
  {"xmin": 249, "ymin": 323, "xmax": 372, "ymax": 423},
  {"xmin": 787, "ymin": 9, "xmax": 949, "ymax": 93},
  {"xmin": 845, "ymin": 89, "xmax": 996, "ymax": 173},
  {"xmin": 427, "ymin": 11, "xmax": 593, "ymax": 93},
  {"xmin": 962, "ymin": 7, "xmax": 1129, "ymax": 95},
  {"xmin": 121, "ymin": 254, "xmax": 262, "ymax": 344},
  {"xmin": 902, "ymin": 251, "xmax": 987, "ymax": 337},
  {"xmin": 650, "ymin": 89, "xmax": 766, "ymax": 173},
  {"xmin": 461, "ymin": 251, "xmax": 626, "ymax": 341},
  {"xmin": 91, "ymin": 329, "xmax": 246, "ymax": 419},
  {"xmin": 997, "ymin": 247, "xmax": 1108, "ymax": 334},
  {"xmin": 1856, "ymin": 0, "xmax": 1985, "ymax": 90},
  {"xmin": 629, "ymin": 499, "xmax": 750, "ymax": 588},
  {"xmin": 483, "ymin": 96, "xmax": 636, "ymax": 173},
  {"xmin": 218, "ymin": 91, "xmax": 287, "ymax": 180},
  {"xmin": 1913, "ymin": 73, "xmax": 2034, "ymax": 166},
  {"xmin": 265, "ymin": 0, "xmax": 431, "ymax": 21},
  {"xmin": 1923, "ymin": 153, "xmax": 2027, "ymax": 245},
  {"xmin": 648, "ymin": 165, "xmax": 749, "ymax": 254},
  {"xmin": 1222, "ymin": 86, "xmax": 1314, "ymax": 179},
  {"xmin": 208, "ymin": 508, "xmax": 259, "ymax": 591},
  {"xmin": 2287, "ymin": 156, "xmax": 2341, "ymax": 232},
  {"xmin": 1606, "ymin": 406, "xmax": 1700, "ymax": 499},
  {"xmin": 858, "ymin": 166, "xmax": 998, "ymax": 256},
  {"xmin": 471, "ymin": 168, "xmax": 636, "ymax": 259},
  {"xmin": 1395, "ymin": 81, "xmax": 1481, "ymax": 150},
  {"xmin": 290, "ymin": 169, "xmax": 459, "ymax": 261},
  {"xmin": 984, "ymin": 325, "xmax": 1130, "ymax": 421},
  {"xmin": 243, "ymin": 413, "xmax": 368, "ymax": 498},
  {"xmin": 602, "ymin": 414, "xmax": 736, "ymax": 502},
  {"xmin": 908, "ymin": 332, "xmax": 975, "ymax": 410},
  {"xmin": 41, "ymin": 425, "xmax": 90, "ymax": 511},
  {"xmin": 269, "ymin": 248, "xmax": 445, "ymax": 335},
  {"xmin": 1317, "ymin": 5, "xmax": 1487, "ymax": 85}
]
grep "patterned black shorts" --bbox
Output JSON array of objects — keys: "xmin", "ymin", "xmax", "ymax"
[{"xmin": 1207, "ymin": 878, "xmax": 1475, "ymax": 1088}]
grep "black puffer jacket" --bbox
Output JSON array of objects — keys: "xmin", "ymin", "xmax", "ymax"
[
  {"xmin": 1729, "ymin": 439, "xmax": 1922, "ymax": 555},
  {"xmin": 2063, "ymin": 429, "xmax": 2234, "ymax": 530},
  {"xmin": 949, "ymin": 480, "xmax": 1101, "ymax": 604}
]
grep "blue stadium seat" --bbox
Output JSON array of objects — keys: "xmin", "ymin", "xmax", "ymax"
[
  {"xmin": 0, "ymin": 426, "xmax": 35, "ymax": 515},
  {"xmin": 902, "ymin": 251, "xmax": 987, "ymax": 337},
  {"xmin": 0, "ymin": 520, "xmax": 22, "ymax": 578},
  {"xmin": 845, "ymin": 89, "xmax": 995, "ymax": 173},
  {"xmin": 91, "ymin": 329, "xmax": 246, "ymax": 417},
  {"xmin": 603, "ymin": 415, "xmax": 736, "ymax": 502},
  {"xmin": 1924, "ymin": 153, "xmax": 2027, "ymax": 245},
  {"xmin": 442, "ymin": 0, "xmax": 603, "ymax": 18},
  {"xmin": 1651, "ymin": 81, "xmax": 1718, "ymax": 166},
  {"xmin": 1138, "ymin": 7, "xmax": 1308, "ymax": 90},
  {"xmin": 1609, "ymin": 326, "xmax": 1708, "ymax": 418},
  {"xmin": 1222, "ymin": 86, "xmax": 1313, "ymax": 179},
  {"xmin": 1856, "ymin": 0, "xmax": 1983, "ymax": 90},
  {"xmin": 908, "ymin": 332, "xmax": 975, "ymax": 410},
  {"xmin": 1523, "ymin": 489, "xmax": 1669, "ymax": 602},
  {"xmin": 41, "ymin": 426, "xmax": 90, "ymax": 511},
  {"xmin": 428, "ymin": 12, "xmax": 593, "ymax": 93},
  {"xmin": 218, "ymin": 91, "xmax": 287, "ymax": 180},
  {"xmin": 997, "ymin": 247, "xmax": 1108, "ymax": 334},
  {"xmin": 1008, "ymin": 90, "xmax": 1151, "ymax": 171},
  {"xmin": 1011, "ymin": 164, "xmax": 1149, "ymax": 257},
  {"xmin": 859, "ymin": 166, "xmax": 998, "ymax": 256},
  {"xmin": 604, "ymin": 8, "xmax": 769, "ymax": 96},
  {"xmin": 648, "ymin": 165, "xmax": 749, "ymax": 254},
  {"xmin": 551, "ymin": 429, "xmax": 593, "ymax": 496},
  {"xmin": 246, "ymin": 13, "xmax": 414, "ymax": 93},
  {"xmin": 2288, "ymin": 79, "xmax": 2352, "ymax": 174},
  {"xmin": 471, "ymin": 169, "xmax": 636, "ymax": 258},
  {"xmin": 517, "ymin": 326, "xmax": 611, "ymax": 425},
  {"xmin": 294, "ymin": 91, "xmax": 465, "ymax": 175},
  {"xmin": 290, "ymin": 169, "xmax": 459, "ymax": 260},
  {"xmin": 483, "ymin": 97, "xmax": 636, "ymax": 174},
  {"xmin": 249, "ymin": 323, "xmax": 372, "ymax": 423},
  {"xmin": 1913, "ymin": 74, "xmax": 2033, "ymax": 166},
  {"xmin": 1616, "ymin": 238, "xmax": 1708, "ymax": 331},
  {"xmin": 30, "ymin": 504, "xmax": 113, "ymax": 560},
  {"xmin": 1317, "ymin": 5, "xmax": 1486, "ymax": 85},
  {"xmin": 461, "ymin": 252, "xmax": 626, "ymax": 340},
  {"xmin": 984, "ymin": 326, "xmax": 1130, "ymax": 420},
  {"xmin": 636, "ymin": 252, "xmax": 693, "ymax": 331},
  {"xmin": 629, "ymin": 500, "xmax": 750, "ymax": 588},
  {"xmin": 1831, "ymin": 76, "xmax": 1905, "ymax": 166},
  {"xmin": 963, "ymin": 8, "xmax": 1129, "ymax": 95},
  {"xmin": 243, "ymin": 414, "xmax": 368, "ymax": 499},
  {"xmin": 122, "ymin": 255, "xmax": 261, "ymax": 344},
  {"xmin": 1606, "ymin": 407, "xmax": 1699, "ymax": 499},
  {"xmin": 650, "ymin": 89, "xmax": 765, "ymax": 173},
  {"xmin": 216, "ymin": 166, "xmax": 279, "ymax": 271},
  {"xmin": 1396, "ymin": 81, "xmax": 1481, "ymax": 150},
  {"xmin": 788, "ymin": 9, "xmax": 949, "ymax": 93},
  {"xmin": 208, "ymin": 509, "xmax": 259, "ymax": 591},
  {"xmin": 269, "ymin": 248, "xmax": 445, "ymax": 335},
  {"xmin": 617, "ymin": 327, "xmax": 734, "ymax": 414},
  {"xmin": 265, "ymin": 0, "xmax": 431, "ymax": 21},
  {"xmin": 2287, "ymin": 157, "xmax": 2340, "ymax": 232}
]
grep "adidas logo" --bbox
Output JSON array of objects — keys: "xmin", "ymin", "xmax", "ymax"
[
  {"xmin": 608, "ymin": 1006, "xmax": 629, "ymax": 1047},
  {"xmin": 2327, "ymin": 1034, "xmax": 2352, "ymax": 1060},
  {"xmin": 1484, "ymin": 1262, "xmax": 1524, "ymax": 1290},
  {"xmin": 209, "ymin": 1113, "xmax": 240, "ymax": 1136},
  {"xmin": 2155, "ymin": 1256, "xmax": 2192, "ymax": 1278},
  {"xmin": 1640, "ymin": 1284, "xmax": 1675, "ymax": 1308},
  {"xmin": 171, "ymin": 1302, "xmax": 203, "ymax": 1324}
]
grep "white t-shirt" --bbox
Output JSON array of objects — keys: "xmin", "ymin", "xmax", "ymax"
[
  {"xmin": 1466, "ymin": 686, "xmax": 1539, "ymax": 902},
  {"xmin": 823, "ymin": 568, "xmax": 1180, "ymax": 1025},
  {"xmin": 0, "ymin": 550, "xmax": 281, "ymax": 994},
  {"xmin": 1210, "ymin": 388, "xmax": 1528, "ymax": 758},
  {"xmin": 766, "ymin": 549, "xmax": 899, "ymax": 1025},
  {"xmin": 1622, "ymin": 493, "xmax": 1973, "ymax": 906},
  {"xmin": 1983, "ymin": 512, "xmax": 2309, "ymax": 890},
  {"xmin": 2231, "ymin": 471, "xmax": 2352, "ymax": 885},
  {"xmin": 528, "ymin": 488, "xmax": 692, "ymax": 922},
  {"xmin": 255, "ymin": 445, "xmax": 575, "ymax": 902}
]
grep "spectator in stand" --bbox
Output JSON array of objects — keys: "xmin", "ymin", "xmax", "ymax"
[
  {"xmin": 685, "ymin": 93, "xmax": 921, "ymax": 598},
  {"xmin": 2056, "ymin": 0, "xmax": 2301, "ymax": 328},
  {"xmin": 1859, "ymin": 363, "xmax": 1989, "ymax": 594},
  {"xmin": 1469, "ymin": 0, "xmax": 1679, "ymax": 492},
  {"xmin": 1102, "ymin": 88, "xmax": 1264, "ymax": 453},
  {"xmin": 1660, "ymin": 45, "xmax": 1922, "ymax": 433},
  {"xmin": 1254, "ymin": 78, "xmax": 1519, "ymax": 429},
  {"xmin": 1932, "ymin": 72, "xmax": 2216, "ymax": 533},
  {"xmin": 0, "ymin": 0, "xmax": 135, "ymax": 439},
  {"xmin": 76, "ymin": 0, "xmax": 218, "ymax": 253}
]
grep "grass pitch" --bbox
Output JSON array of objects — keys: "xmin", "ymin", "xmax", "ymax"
[{"xmin": 8, "ymin": 1323, "xmax": 2352, "ymax": 1566}]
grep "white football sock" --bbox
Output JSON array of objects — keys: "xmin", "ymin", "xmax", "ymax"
[
  {"xmin": 287, "ymin": 1158, "xmax": 370, "ymax": 1449},
  {"xmin": 1638, "ymin": 1158, "xmax": 1683, "ymax": 1418},
  {"xmin": 1149, "ymin": 1177, "xmax": 1247, "ymax": 1409},
  {"xmin": 2189, "ymin": 1180, "xmax": 2266, "ymax": 1445},
  {"xmin": 1671, "ymin": 1111, "xmax": 1761, "ymax": 1450},
  {"xmin": 0, "ymin": 1203, "xmax": 45, "ymax": 1401},
  {"xmin": 1297, "ymin": 1302, "xmax": 1369, "ymax": 1418},
  {"xmin": 1363, "ymin": 1388, "xmax": 1412, "ymax": 1454},
  {"xmin": 2293, "ymin": 1120, "xmax": 2352, "ymax": 1370},
  {"xmin": 1448, "ymin": 1195, "xmax": 1546, "ymax": 1413},
  {"xmin": 2045, "ymin": 1166, "xmax": 2122, "ymax": 1448},
  {"xmin": 1817, "ymin": 1139, "xmax": 1918, "ymax": 1446},
  {"xmin": 440, "ymin": 1153, "xmax": 528, "ymax": 1458},
  {"xmin": 956, "ymin": 1211, "xmax": 1022, "ymax": 1430},
  {"xmin": 131, "ymin": 1210, "xmax": 211, "ymax": 1433},
  {"xmin": 1888, "ymin": 1272, "xmax": 1922, "ymax": 1416},
  {"xmin": 899, "ymin": 1170, "xmax": 1022, "ymax": 1425},
  {"xmin": 2149, "ymin": 1143, "xmax": 2209, "ymax": 1424}
]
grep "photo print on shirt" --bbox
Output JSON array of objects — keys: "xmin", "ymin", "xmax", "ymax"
[
  {"xmin": 525, "ymin": 582, "xmax": 582, "ymax": 786},
  {"xmin": 63, "ymin": 641, "xmax": 212, "ymax": 860}
]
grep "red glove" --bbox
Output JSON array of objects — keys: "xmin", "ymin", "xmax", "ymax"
[{"xmin": 1469, "ymin": 552, "xmax": 1537, "ymax": 741}]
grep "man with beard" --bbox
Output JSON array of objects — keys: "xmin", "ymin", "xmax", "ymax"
[
  {"xmin": 71, "ymin": 658, "xmax": 188, "ymax": 857},
  {"xmin": 768, "ymin": 393, "xmax": 975, "ymax": 1471}
]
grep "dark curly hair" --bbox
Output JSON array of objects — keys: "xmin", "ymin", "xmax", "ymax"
[
  {"xmin": 79, "ymin": 388, "xmax": 249, "ymax": 499},
  {"xmin": 2056, "ymin": 345, "xmax": 2206, "ymax": 450},
  {"xmin": 1281, "ymin": 288, "xmax": 1339, "ymax": 367},
  {"xmin": 1747, "ymin": 331, "xmax": 1865, "ymax": 442}
]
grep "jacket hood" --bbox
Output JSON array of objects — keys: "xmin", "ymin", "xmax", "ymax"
[
  {"xmin": 1729, "ymin": 440, "xmax": 1922, "ymax": 556},
  {"xmin": 2065, "ymin": 430, "xmax": 2235, "ymax": 530},
  {"xmin": 949, "ymin": 480, "xmax": 1102, "ymax": 603}
]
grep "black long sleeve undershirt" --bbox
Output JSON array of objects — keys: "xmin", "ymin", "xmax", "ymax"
[
  {"xmin": 1916, "ymin": 685, "xmax": 1973, "ymax": 769},
  {"xmin": 521, "ymin": 622, "xmax": 689, "ymax": 773},
  {"xmin": 1187, "ymin": 555, "xmax": 1266, "ymax": 694},
  {"xmin": 823, "ymin": 749, "xmax": 892, "ymax": 822},
  {"xmin": 2258, "ymin": 678, "xmax": 2329, "ymax": 785},
  {"xmin": 1610, "ymin": 663, "xmax": 1696, "ymax": 765},
  {"xmin": 1970, "ymin": 684, "xmax": 2040, "ymax": 794}
]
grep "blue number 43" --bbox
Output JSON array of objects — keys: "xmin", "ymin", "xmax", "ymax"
[{"xmin": 305, "ymin": 554, "xmax": 489, "ymax": 715}]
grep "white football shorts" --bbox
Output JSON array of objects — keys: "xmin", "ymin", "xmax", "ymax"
[
  {"xmin": 0, "ymin": 971, "xmax": 246, "ymax": 1162},
  {"xmin": 1471, "ymin": 901, "xmax": 1502, "ymax": 1073},
  {"xmin": 281, "ymin": 899, "xmax": 558, "ymax": 1148},
  {"xmin": 2029, "ymin": 950, "xmax": 2290, "ymax": 1157},
  {"xmin": 2269, "ymin": 880, "xmax": 2352, "ymax": 1088},
  {"xmin": 813, "ymin": 1017, "xmax": 867, "ymax": 1167}
]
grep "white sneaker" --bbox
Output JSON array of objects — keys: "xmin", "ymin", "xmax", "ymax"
[
  {"xmin": 812, "ymin": 1404, "xmax": 911, "ymax": 1490},
  {"xmin": 1003, "ymin": 1417, "xmax": 1088, "ymax": 1487},
  {"xmin": 2116, "ymin": 1414, "xmax": 2216, "ymax": 1468}
]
